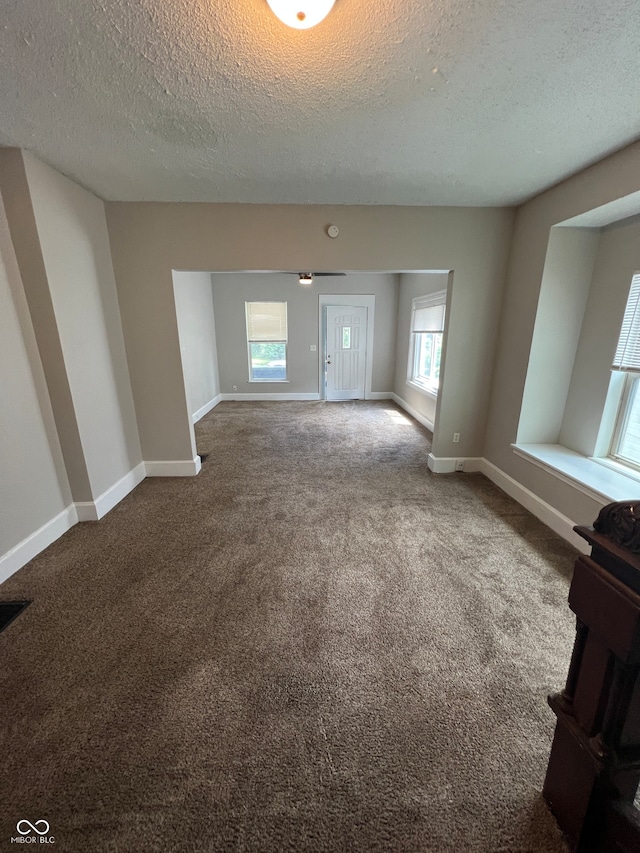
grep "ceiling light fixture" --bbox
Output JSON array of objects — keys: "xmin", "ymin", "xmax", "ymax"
[
  {"xmin": 266, "ymin": 0, "xmax": 335, "ymax": 30},
  {"xmin": 298, "ymin": 273, "xmax": 314, "ymax": 285}
]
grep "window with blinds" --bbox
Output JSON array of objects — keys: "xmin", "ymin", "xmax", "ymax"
[
  {"xmin": 613, "ymin": 272, "xmax": 640, "ymax": 373},
  {"xmin": 245, "ymin": 302, "xmax": 288, "ymax": 382},
  {"xmin": 407, "ymin": 290, "xmax": 446, "ymax": 395},
  {"xmin": 610, "ymin": 273, "xmax": 640, "ymax": 469}
]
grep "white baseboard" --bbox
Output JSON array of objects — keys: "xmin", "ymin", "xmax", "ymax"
[
  {"xmin": 145, "ymin": 456, "xmax": 202, "ymax": 477},
  {"xmin": 479, "ymin": 458, "xmax": 589, "ymax": 553},
  {"xmin": 392, "ymin": 393, "xmax": 435, "ymax": 433},
  {"xmin": 75, "ymin": 462, "xmax": 147, "ymax": 521},
  {"xmin": 427, "ymin": 454, "xmax": 483, "ymax": 473},
  {"xmin": 0, "ymin": 504, "xmax": 78, "ymax": 585},
  {"xmin": 220, "ymin": 392, "xmax": 321, "ymax": 402},
  {"xmin": 192, "ymin": 394, "xmax": 222, "ymax": 423},
  {"xmin": 367, "ymin": 392, "xmax": 393, "ymax": 401}
]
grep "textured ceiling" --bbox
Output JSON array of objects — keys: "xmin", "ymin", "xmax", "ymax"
[{"xmin": 1, "ymin": 0, "xmax": 640, "ymax": 205}]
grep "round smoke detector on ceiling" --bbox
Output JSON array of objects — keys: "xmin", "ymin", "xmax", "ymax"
[{"xmin": 327, "ymin": 224, "xmax": 339, "ymax": 238}]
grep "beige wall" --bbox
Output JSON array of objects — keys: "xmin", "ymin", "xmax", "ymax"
[
  {"xmin": 23, "ymin": 153, "xmax": 142, "ymax": 498},
  {"xmin": 484, "ymin": 141, "xmax": 640, "ymax": 525},
  {"xmin": 393, "ymin": 272, "xmax": 451, "ymax": 430},
  {"xmin": 211, "ymin": 272, "xmax": 397, "ymax": 395},
  {"xmin": 518, "ymin": 227, "xmax": 601, "ymax": 444},
  {"xmin": 0, "ymin": 149, "xmax": 93, "ymax": 500},
  {"xmin": 0, "ymin": 148, "xmax": 145, "ymax": 580},
  {"xmin": 106, "ymin": 204, "xmax": 514, "ymax": 462},
  {"xmin": 0, "ymin": 188, "xmax": 71, "ymax": 567},
  {"xmin": 173, "ymin": 271, "xmax": 220, "ymax": 418}
]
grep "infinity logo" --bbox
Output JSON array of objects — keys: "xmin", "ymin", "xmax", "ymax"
[{"xmin": 16, "ymin": 820, "xmax": 50, "ymax": 836}]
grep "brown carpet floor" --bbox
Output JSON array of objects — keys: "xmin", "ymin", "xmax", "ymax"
[{"xmin": 0, "ymin": 401, "xmax": 577, "ymax": 852}]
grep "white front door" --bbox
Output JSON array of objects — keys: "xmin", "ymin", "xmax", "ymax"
[{"xmin": 325, "ymin": 305, "xmax": 368, "ymax": 400}]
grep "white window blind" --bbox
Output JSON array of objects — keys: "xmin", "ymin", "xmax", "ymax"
[
  {"xmin": 411, "ymin": 291, "xmax": 446, "ymax": 333},
  {"xmin": 246, "ymin": 302, "xmax": 288, "ymax": 341},
  {"xmin": 613, "ymin": 273, "xmax": 640, "ymax": 372}
]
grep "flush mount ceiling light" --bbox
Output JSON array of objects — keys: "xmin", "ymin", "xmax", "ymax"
[
  {"xmin": 266, "ymin": 0, "xmax": 336, "ymax": 30},
  {"xmin": 298, "ymin": 272, "xmax": 314, "ymax": 285}
]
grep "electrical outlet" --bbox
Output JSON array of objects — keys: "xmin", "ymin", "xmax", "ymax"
[
  {"xmin": 232, "ymin": 385, "xmax": 238, "ymax": 391},
  {"xmin": 453, "ymin": 432, "xmax": 460, "ymax": 443},
  {"xmin": 455, "ymin": 460, "xmax": 464, "ymax": 472},
  {"xmin": 310, "ymin": 345, "xmax": 317, "ymax": 351}
]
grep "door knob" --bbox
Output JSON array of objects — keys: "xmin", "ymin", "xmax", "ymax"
[{"xmin": 326, "ymin": 357, "xmax": 332, "ymax": 365}]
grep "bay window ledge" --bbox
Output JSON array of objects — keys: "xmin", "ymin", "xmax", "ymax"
[
  {"xmin": 406, "ymin": 379, "xmax": 438, "ymax": 399},
  {"xmin": 512, "ymin": 443, "xmax": 640, "ymax": 504}
]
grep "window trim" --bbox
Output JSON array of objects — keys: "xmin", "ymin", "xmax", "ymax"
[
  {"xmin": 605, "ymin": 272, "xmax": 640, "ymax": 474},
  {"xmin": 609, "ymin": 371, "xmax": 640, "ymax": 472}
]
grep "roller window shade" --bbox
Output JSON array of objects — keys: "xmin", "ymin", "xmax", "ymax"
[
  {"xmin": 613, "ymin": 273, "xmax": 640, "ymax": 372},
  {"xmin": 411, "ymin": 291, "xmax": 446, "ymax": 333},
  {"xmin": 246, "ymin": 302, "xmax": 288, "ymax": 341}
]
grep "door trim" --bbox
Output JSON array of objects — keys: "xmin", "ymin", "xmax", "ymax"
[{"xmin": 318, "ymin": 294, "xmax": 375, "ymax": 400}]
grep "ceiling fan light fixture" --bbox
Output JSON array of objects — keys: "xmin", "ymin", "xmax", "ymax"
[
  {"xmin": 266, "ymin": 0, "xmax": 336, "ymax": 30},
  {"xmin": 298, "ymin": 272, "xmax": 314, "ymax": 285}
]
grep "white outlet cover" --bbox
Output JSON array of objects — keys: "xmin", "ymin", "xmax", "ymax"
[{"xmin": 327, "ymin": 224, "xmax": 339, "ymax": 238}]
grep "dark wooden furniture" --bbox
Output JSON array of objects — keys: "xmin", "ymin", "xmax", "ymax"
[{"xmin": 543, "ymin": 502, "xmax": 640, "ymax": 852}]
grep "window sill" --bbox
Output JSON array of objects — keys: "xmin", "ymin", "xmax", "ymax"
[
  {"xmin": 512, "ymin": 443, "xmax": 640, "ymax": 504},
  {"xmin": 406, "ymin": 379, "xmax": 438, "ymax": 400},
  {"xmin": 248, "ymin": 380, "xmax": 289, "ymax": 384}
]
